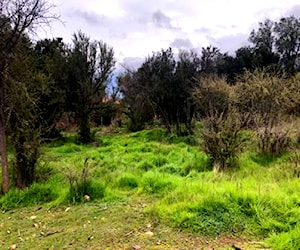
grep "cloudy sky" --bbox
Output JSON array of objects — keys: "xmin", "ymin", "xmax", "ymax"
[{"xmin": 41, "ymin": 0, "xmax": 300, "ymax": 68}]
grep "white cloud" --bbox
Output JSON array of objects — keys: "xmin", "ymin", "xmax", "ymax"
[{"xmin": 38, "ymin": 0, "xmax": 300, "ymax": 66}]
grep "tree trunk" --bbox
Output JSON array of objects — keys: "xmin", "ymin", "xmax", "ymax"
[
  {"xmin": 14, "ymin": 135, "xmax": 37, "ymax": 189},
  {"xmin": 78, "ymin": 106, "xmax": 91, "ymax": 143},
  {"xmin": 0, "ymin": 61, "xmax": 9, "ymax": 193},
  {"xmin": 0, "ymin": 118, "xmax": 9, "ymax": 193}
]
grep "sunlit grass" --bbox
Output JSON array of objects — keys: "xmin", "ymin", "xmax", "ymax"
[{"xmin": 1, "ymin": 127, "xmax": 300, "ymax": 249}]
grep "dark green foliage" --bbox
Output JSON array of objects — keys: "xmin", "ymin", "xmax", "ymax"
[
  {"xmin": 118, "ymin": 72, "xmax": 154, "ymax": 132},
  {"xmin": 7, "ymin": 37, "xmax": 45, "ymax": 188},
  {"xmin": 119, "ymin": 48, "xmax": 199, "ymax": 134},
  {"xmin": 118, "ymin": 175, "xmax": 139, "ymax": 189},
  {"xmin": 34, "ymin": 38, "xmax": 68, "ymax": 139},
  {"xmin": 66, "ymin": 31, "xmax": 115, "ymax": 143},
  {"xmin": 92, "ymin": 100, "xmax": 120, "ymax": 126},
  {"xmin": 274, "ymin": 16, "xmax": 300, "ymax": 75},
  {"xmin": 200, "ymin": 46, "xmax": 221, "ymax": 75}
]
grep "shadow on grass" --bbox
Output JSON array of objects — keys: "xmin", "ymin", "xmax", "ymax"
[{"xmin": 250, "ymin": 152, "xmax": 289, "ymax": 167}]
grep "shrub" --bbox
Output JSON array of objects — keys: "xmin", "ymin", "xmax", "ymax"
[
  {"xmin": 193, "ymin": 76, "xmax": 233, "ymax": 118},
  {"xmin": 65, "ymin": 158, "xmax": 105, "ymax": 203},
  {"xmin": 201, "ymin": 111, "xmax": 248, "ymax": 171},
  {"xmin": 258, "ymin": 126, "xmax": 291, "ymax": 156}
]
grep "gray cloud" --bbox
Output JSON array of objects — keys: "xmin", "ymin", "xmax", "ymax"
[
  {"xmin": 195, "ymin": 27, "xmax": 211, "ymax": 34},
  {"xmin": 152, "ymin": 10, "xmax": 172, "ymax": 28},
  {"xmin": 170, "ymin": 38, "xmax": 193, "ymax": 49},
  {"xmin": 208, "ymin": 33, "xmax": 250, "ymax": 54},
  {"xmin": 287, "ymin": 5, "xmax": 300, "ymax": 18},
  {"xmin": 152, "ymin": 10, "xmax": 181, "ymax": 31},
  {"xmin": 121, "ymin": 57, "xmax": 144, "ymax": 70},
  {"xmin": 71, "ymin": 9, "xmax": 107, "ymax": 25}
]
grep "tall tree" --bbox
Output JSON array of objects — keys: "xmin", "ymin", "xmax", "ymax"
[
  {"xmin": 34, "ymin": 38, "xmax": 68, "ymax": 139},
  {"xmin": 249, "ymin": 19, "xmax": 275, "ymax": 53},
  {"xmin": 174, "ymin": 50, "xmax": 200, "ymax": 133},
  {"xmin": 67, "ymin": 31, "xmax": 115, "ymax": 143},
  {"xmin": 137, "ymin": 48, "xmax": 176, "ymax": 132},
  {"xmin": 249, "ymin": 19, "xmax": 280, "ymax": 70},
  {"xmin": 200, "ymin": 46, "xmax": 221, "ymax": 75},
  {"xmin": 123, "ymin": 48, "xmax": 199, "ymax": 134},
  {"xmin": 274, "ymin": 16, "xmax": 300, "ymax": 75},
  {"xmin": 118, "ymin": 71, "xmax": 154, "ymax": 132},
  {"xmin": 7, "ymin": 36, "xmax": 49, "ymax": 188},
  {"xmin": 0, "ymin": 0, "xmax": 57, "ymax": 193}
]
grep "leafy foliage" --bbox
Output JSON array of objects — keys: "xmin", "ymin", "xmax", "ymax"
[{"xmin": 66, "ymin": 31, "xmax": 115, "ymax": 143}]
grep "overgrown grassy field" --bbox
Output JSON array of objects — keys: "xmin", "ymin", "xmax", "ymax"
[{"xmin": 1, "ymin": 128, "xmax": 300, "ymax": 249}]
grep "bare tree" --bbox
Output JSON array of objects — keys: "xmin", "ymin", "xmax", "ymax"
[{"xmin": 0, "ymin": 0, "xmax": 58, "ymax": 193}]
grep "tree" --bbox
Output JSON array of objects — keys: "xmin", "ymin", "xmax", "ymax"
[
  {"xmin": 249, "ymin": 19, "xmax": 275, "ymax": 53},
  {"xmin": 136, "ymin": 48, "xmax": 176, "ymax": 132},
  {"xmin": 174, "ymin": 50, "xmax": 200, "ymax": 133},
  {"xmin": 274, "ymin": 16, "xmax": 300, "ymax": 75},
  {"xmin": 7, "ymin": 36, "xmax": 49, "ymax": 188},
  {"xmin": 130, "ymin": 48, "xmax": 199, "ymax": 134},
  {"xmin": 66, "ymin": 31, "xmax": 115, "ymax": 143},
  {"xmin": 235, "ymin": 46, "xmax": 257, "ymax": 72},
  {"xmin": 34, "ymin": 38, "xmax": 68, "ymax": 139},
  {"xmin": 118, "ymin": 71, "xmax": 154, "ymax": 131},
  {"xmin": 200, "ymin": 46, "xmax": 221, "ymax": 75},
  {"xmin": 0, "ymin": 0, "xmax": 57, "ymax": 193}
]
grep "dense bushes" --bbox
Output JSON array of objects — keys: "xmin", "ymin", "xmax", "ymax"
[
  {"xmin": 193, "ymin": 71, "xmax": 300, "ymax": 170},
  {"xmin": 201, "ymin": 111, "xmax": 248, "ymax": 171}
]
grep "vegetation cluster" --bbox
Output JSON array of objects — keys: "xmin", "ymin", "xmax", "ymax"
[{"xmin": 1, "ymin": 1, "xmax": 300, "ymax": 249}]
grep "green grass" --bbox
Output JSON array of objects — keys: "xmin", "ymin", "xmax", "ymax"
[{"xmin": 1, "ymin": 128, "xmax": 300, "ymax": 249}]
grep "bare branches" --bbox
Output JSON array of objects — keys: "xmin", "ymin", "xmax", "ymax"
[{"xmin": 0, "ymin": 0, "xmax": 59, "ymax": 54}]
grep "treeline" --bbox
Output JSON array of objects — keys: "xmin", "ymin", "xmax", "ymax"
[
  {"xmin": 1, "ymin": 0, "xmax": 300, "ymax": 193},
  {"xmin": 119, "ymin": 16, "xmax": 300, "ymax": 133}
]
